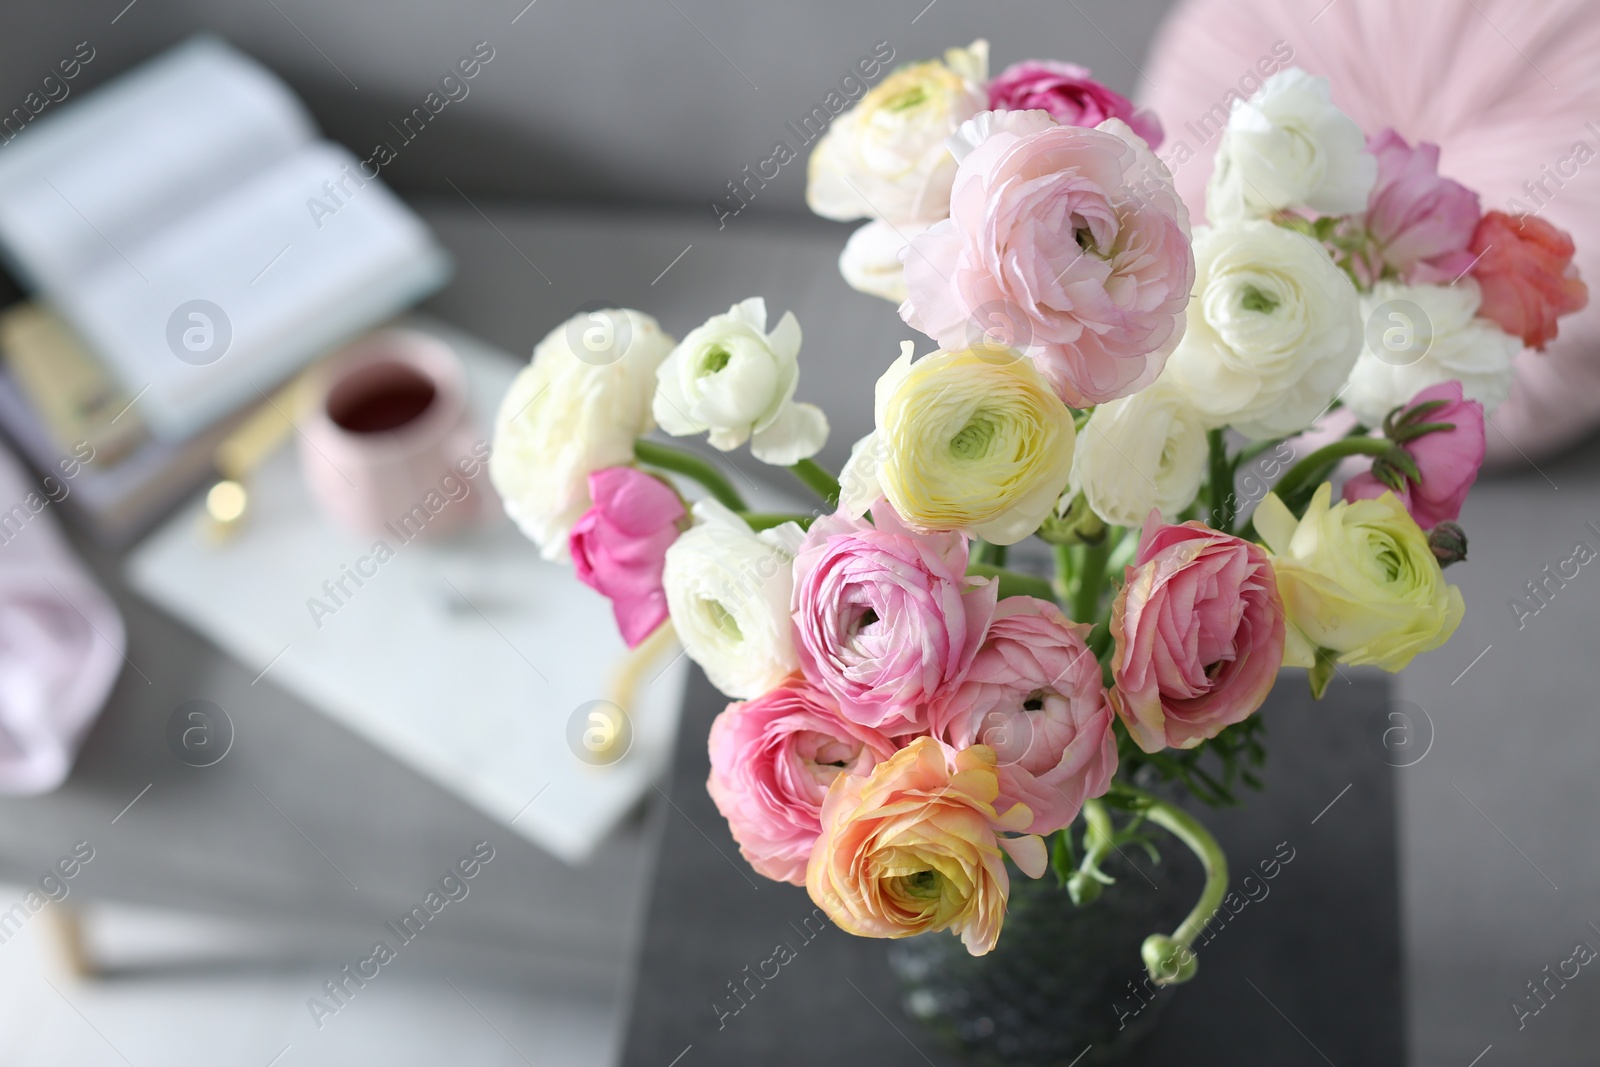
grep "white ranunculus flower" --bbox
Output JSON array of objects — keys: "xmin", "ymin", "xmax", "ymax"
[
  {"xmin": 1343, "ymin": 279, "xmax": 1522, "ymax": 424},
  {"xmin": 837, "ymin": 218, "xmax": 934, "ymax": 303},
  {"xmin": 1162, "ymin": 221, "xmax": 1361, "ymax": 440},
  {"xmin": 1069, "ymin": 384, "xmax": 1208, "ymax": 528},
  {"xmin": 491, "ymin": 308, "xmax": 674, "ymax": 560},
  {"xmin": 806, "ymin": 40, "xmax": 988, "ymax": 225},
  {"xmin": 662, "ymin": 500, "xmax": 805, "ymax": 699},
  {"xmin": 1205, "ymin": 68, "xmax": 1376, "ymax": 223},
  {"xmin": 653, "ymin": 297, "xmax": 829, "ymax": 466}
]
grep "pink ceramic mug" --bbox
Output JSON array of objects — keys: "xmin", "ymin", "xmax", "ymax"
[{"xmin": 298, "ymin": 329, "xmax": 489, "ymax": 541}]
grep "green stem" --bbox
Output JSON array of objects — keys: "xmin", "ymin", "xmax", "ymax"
[
  {"xmin": 1081, "ymin": 798, "xmax": 1117, "ymax": 874},
  {"xmin": 788, "ymin": 458, "xmax": 840, "ymax": 510},
  {"xmin": 1207, "ymin": 428, "xmax": 1234, "ymax": 532},
  {"xmin": 1072, "ymin": 539, "xmax": 1111, "ymax": 625},
  {"xmin": 1108, "ymin": 782, "xmax": 1229, "ymax": 986},
  {"xmin": 738, "ymin": 511, "xmax": 811, "ymax": 532},
  {"xmin": 1063, "ymin": 796, "xmax": 1119, "ymax": 905},
  {"xmin": 966, "ymin": 563, "xmax": 1056, "ymax": 602},
  {"xmin": 634, "ymin": 440, "xmax": 747, "ymax": 511},
  {"xmin": 1271, "ymin": 437, "xmax": 1391, "ymax": 505},
  {"xmin": 1051, "ymin": 543, "xmax": 1073, "ymax": 605}
]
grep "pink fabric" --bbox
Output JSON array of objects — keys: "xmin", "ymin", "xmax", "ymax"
[
  {"xmin": 568, "ymin": 467, "xmax": 684, "ymax": 648},
  {"xmin": 1344, "ymin": 380, "xmax": 1486, "ymax": 529},
  {"xmin": 1140, "ymin": 0, "xmax": 1600, "ymax": 462},
  {"xmin": 0, "ymin": 445, "xmax": 124, "ymax": 793}
]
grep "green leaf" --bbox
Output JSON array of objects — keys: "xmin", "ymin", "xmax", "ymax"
[
  {"xmin": 1395, "ymin": 398, "xmax": 1450, "ymax": 426},
  {"xmin": 1384, "ymin": 446, "xmax": 1423, "ymax": 484},
  {"xmin": 1390, "ymin": 420, "xmax": 1457, "ymax": 445},
  {"xmin": 1050, "ymin": 827, "xmax": 1076, "ymax": 888},
  {"xmin": 1308, "ymin": 653, "xmax": 1337, "ymax": 699}
]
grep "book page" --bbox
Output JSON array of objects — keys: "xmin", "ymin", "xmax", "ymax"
[
  {"xmin": 0, "ymin": 35, "xmax": 315, "ymax": 293},
  {"xmin": 60, "ymin": 142, "xmax": 451, "ymax": 441}
]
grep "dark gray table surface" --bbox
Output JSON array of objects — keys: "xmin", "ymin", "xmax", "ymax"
[{"xmin": 620, "ymin": 668, "xmax": 1405, "ymax": 1066}]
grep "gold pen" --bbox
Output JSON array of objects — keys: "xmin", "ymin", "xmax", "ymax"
[{"xmin": 201, "ymin": 374, "xmax": 315, "ymax": 541}]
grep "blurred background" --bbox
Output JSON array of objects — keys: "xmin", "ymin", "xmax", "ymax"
[{"xmin": 0, "ymin": 1, "xmax": 1595, "ymax": 1064}]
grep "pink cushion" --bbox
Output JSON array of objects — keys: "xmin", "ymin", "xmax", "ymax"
[{"xmin": 1141, "ymin": 0, "xmax": 1600, "ymax": 463}]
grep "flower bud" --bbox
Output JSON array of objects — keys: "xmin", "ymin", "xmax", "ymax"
[
  {"xmin": 1141, "ymin": 933, "xmax": 1198, "ymax": 985},
  {"xmin": 1428, "ymin": 522, "xmax": 1468, "ymax": 567},
  {"xmin": 1066, "ymin": 870, "xmax": 1103, "ymax": 906}
]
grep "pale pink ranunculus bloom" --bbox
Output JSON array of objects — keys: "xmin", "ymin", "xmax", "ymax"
[
  {"xmin": 1361, "ymin": 128, "xmax": 1481, "ymax": 285},
  {"xmin": 706, "ymin": 677, "xmax": 896, "ymax": 886},
  {"xmin": 987, "ymin": 60, "xmax": 1163, "ymax": 149},
  {"xmin": 931, "ymin": 597, "xmax": 1116, "ymax": 836},
  {"xmin": 1469, "ymin": 210, "xmax": 1589, "ymax": 351},
  {"xmin": 1343, "ymin": 380, "xmax": 1486, "ymax": 530},
  {"xmin": 899, "ymin": 110, "xmax": 1193, "ymax": 407},
  {"xmin": 568, "ymin": 466, "xmax": 684, "ymax": 648},
  {"xmin": 806, "ymin": 737, "xmax": 1046, "ymax": 956},
  {"xmin": 792, "ymin": 503, "xmax": 997, "ymax": 736},
  {"xmin": 1110, "ymin": 518, "xmax": 1285, "ymax": 753}
]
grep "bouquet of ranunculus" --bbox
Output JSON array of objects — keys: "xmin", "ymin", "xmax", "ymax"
[{"xmin": 489, "ymin": 48, "xmax": 1586, "ymax": 982}]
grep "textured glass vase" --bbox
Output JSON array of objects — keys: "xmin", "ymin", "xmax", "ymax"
[{"xmin": 887, "ymin": 853, "xmax": 1195, "ymax": 1065}]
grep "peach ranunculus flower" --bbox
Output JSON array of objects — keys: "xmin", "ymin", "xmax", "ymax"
[
  {"xmin": 899, "ymin": 110, "xmax": 1193, "ymax": 407},
  {"xmin": 1468, "ymin": 211, "xmax": 1588, "ymax": 351},
  {"xmin": 805, "ymin": 737, "xmax": 1047, "ymax": 956}
]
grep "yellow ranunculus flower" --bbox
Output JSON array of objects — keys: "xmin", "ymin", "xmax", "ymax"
[
  {"xmin": 1254, "ymin": 483, "xmax": 1463, "ymax": 673},
  {"xmin": 838, "ymin": 342, "xmax": 1077, "ymax": 545},
  {"xmin": 806, "ymin": 41, "xmax": 989, "ymax": 226}
]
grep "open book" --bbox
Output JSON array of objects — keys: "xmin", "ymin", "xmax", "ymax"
[{"xmin": 0, "ymin": 35, "xmax": 450, "ymax": 441}]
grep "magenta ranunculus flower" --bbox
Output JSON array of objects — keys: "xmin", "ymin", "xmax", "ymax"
[
  {"xmin": 1362, "ymin": 128, "xmax": 1481, "ymax": 285},
  {"xmin": 792, "ymin": 502, "xmax": 997, "ymax": 735},
  {"xmin": 987, "ymin": 60, "xmax": 1163, "ymax": 149},
  {"xmin": 900, "ymin": 110, "xmax": 1194, "ymax": 407},
  {"xmin": 1110, "ymin": 519, "xmax": 1285, "ymax": 753},
  {"xmin": 706, "ymin": 677, "xmax": 896, "ymax": 885},
  {"xmin": 931, "ymin": 597, "xmax": 1117, "ymax": 836},
  {"xmin": 568, "ymin": 466, "xmax": 685, "ymax": 648},
  {"xmin": 1343, "ymin": 380, "xmax": 1486, "ymax": 530}
]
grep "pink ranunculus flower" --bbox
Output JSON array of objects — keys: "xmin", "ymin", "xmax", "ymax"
[
  {"xmin": 792, "ymin": 502, "xmax": 997, "ymax": 735},
  {"xmin": 987, "ymin": 60, "xmax": 1163, "ymax": 149},
  {"xmin": 1469, "ymin": 211, "xmax": 1589, "ymax": 351},
  {"xmin": 1110, "ymin": 518, "xmax": 1285, "ymax": 753},
  {"xmin": 706, "ymin": 677, "xmax": 897, "ymax": 886},
  {"xmin": 1343, "ymin": 380, "xmax": 1486, "ymax": 530},
  {"xmin": 931, "ymin": 597, "xmax": 1116, "ymax": 836},
  {"xmin": 900, "ymin": 110, "xmax": 1194, "ymax": 407},
  {"xmin": 1363, "ymin": 128, "xmax": 1481, "ymax": 285},
  {"xmin": 568, "ymin": 466, "xmax": 685, "ymax": 648}
]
